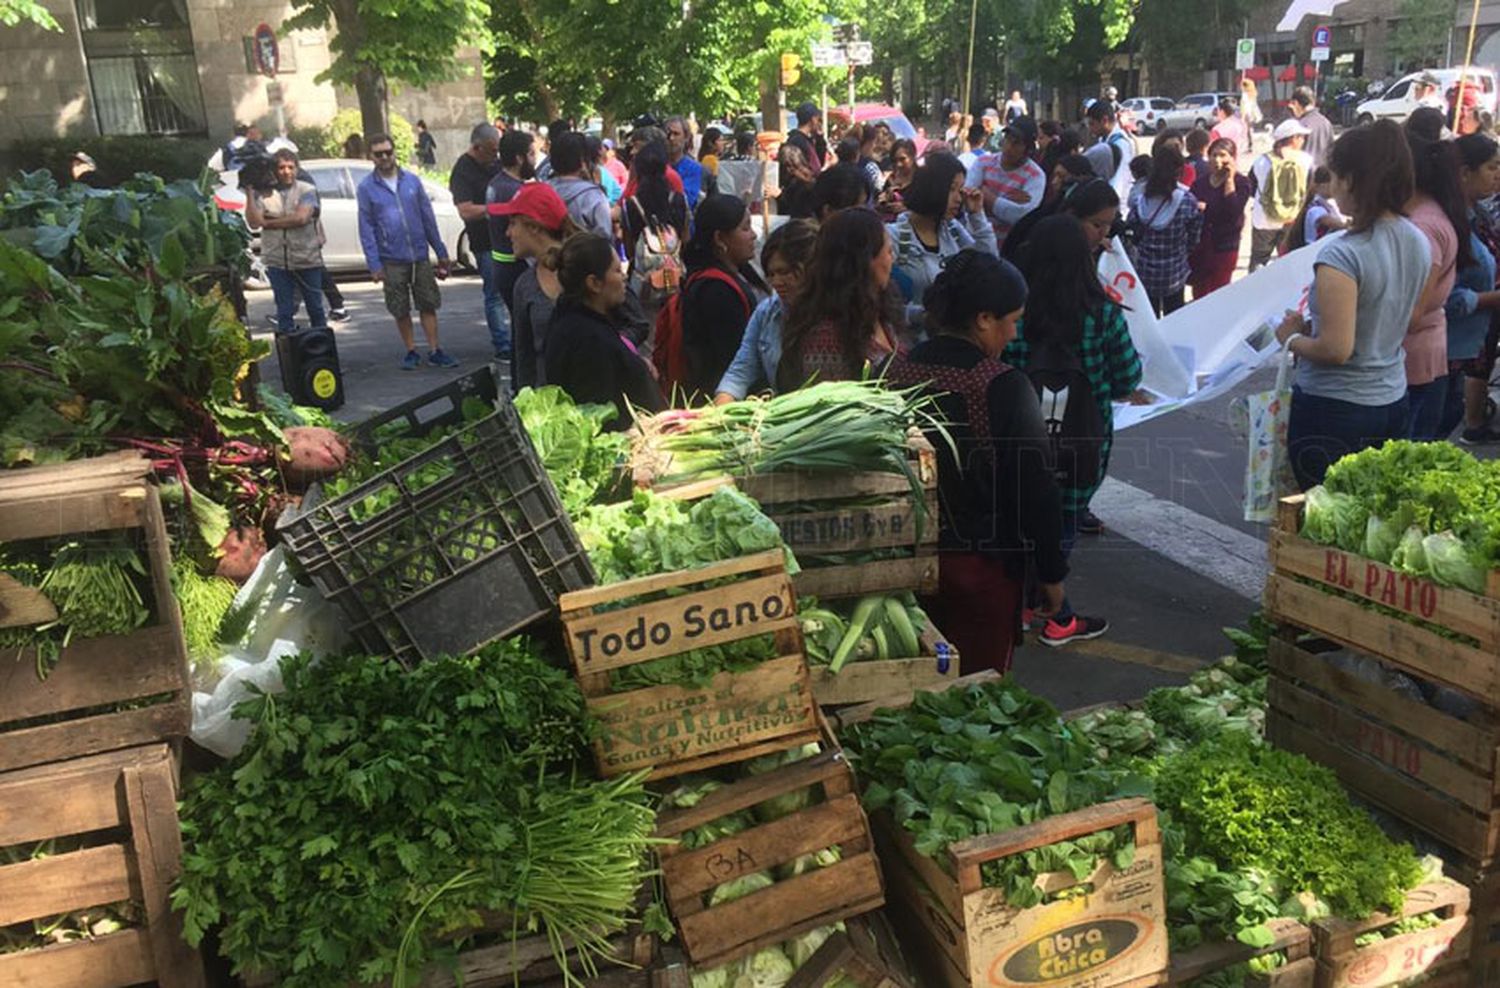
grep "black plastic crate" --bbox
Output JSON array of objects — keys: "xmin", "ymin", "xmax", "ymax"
[
  {"xmin": 353, "ymin": 366, "xmax": 499, "ymax": 446},
  {"xmin": 277, "ymin": 396, "xmax": 594, "ymax": 666}
]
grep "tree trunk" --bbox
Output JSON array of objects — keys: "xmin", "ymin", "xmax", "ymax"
[{"xmin": 354, "ymin": 64, "xmax": 389, "ymax": 141}]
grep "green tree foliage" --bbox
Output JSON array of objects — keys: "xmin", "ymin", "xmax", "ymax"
[
  {"xmin": 486, "ymin": 0, "xmax": 1139, "ymax": 123},
  {"xmin": 285, "ymin": 0, "xmax": 489, "ymax": 141},
  {"xmin": 0, "ymin": 0, "xmax": 59, "ymax": 30},
  {"xmin": 1388, "ymin": 0, "xmax": 1452, "ymax": 70}
]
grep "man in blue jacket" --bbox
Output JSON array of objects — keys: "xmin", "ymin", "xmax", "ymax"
[{"xmin": 357, "ymin": 132, "xmax": 457, "ymax": 369}]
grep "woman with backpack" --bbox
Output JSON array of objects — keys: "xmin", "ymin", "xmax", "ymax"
[
  {"xmin": 544, "ymin": 232, "xmax": 664, "ymax": 426},
  {"xmin": 776, "ymin": 208, "xmax": 904, "ymax": 391},
  {"xmin": 674, "ymin": 194, "xmax": 769, "ymax": 400},
  {"xmin": 714, "ymin": 220, "xmax": 818, "ymax": 401},
  {"xmin": 1126, "ymin": 143, "xmax": 1203, "ymax": 316},
  {"xmin": 622, "ymin": 142, "xmax": 688, "ymax": 312},
  {"xmin": 884, "ymin": 250, "xmax": 1070, "ymax": 674},
  {"xmin": 888, "ymin": 153, "xmax": 998, "ymax": 336},
  {"xmin": 1402, "ymin": 110, "xmax": 1469, "ymax": 440},
  {"xmin": 1187, "ymin": 137, "xmax": 1253, "ymax": 298},
  {"xmin": 1274, "ymin": 121, "xmax": 1432, "ymax": 489},
  {"xmin": 1005, "ymin": 215, "xmax": 1142, "ymax": 647}
]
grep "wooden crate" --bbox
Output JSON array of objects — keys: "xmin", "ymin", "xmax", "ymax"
[
  {"xmin": 653, "ymin": 717, "xmax": 884, "ymax": 970},
  {"xmin": 785, "ymin": 914, "xmax": 914, "ymax": 988},
  {"xmin": 1311, "ymin": 881, "xmax": 1470, "ymax": 988},
  {"xmin": 1265, "ymin": 635, "xmax": 1500, "ymax": 869},
  {"xmin": 1167, "ymin": 918, "xmax": 1315, "ymax": 988},
  {"xmin": 0, "ymin": 453, "xmax": 192, "ymax": 773},
  {"xmin": 0, "ymin": 744, "xmax": 203, "ymax": 988},
  {"xmin": 877, "ymin": 798, "xmax": 1169, "ymax": 988},
  {"xmin": 1263, "ymin": 496, "xmax": 1500, "ymax": 704},
  {"xmin": 242, "ymin": 928, "xmax": 665, "ymax": 988},
  {"xmin": 808, "ymin": 626, "xmax": 960, "ymax": 707},
  {"xmin": 1438, "ymin": 859, "xmax": 1500, "ymax": 988},
  {"xmin": 558, "ymin": 549, "xmax": 820, "ymax": 781},
  {"xmin": 737, "ymin": 442, "xmax": 940, "ymax": 601}
]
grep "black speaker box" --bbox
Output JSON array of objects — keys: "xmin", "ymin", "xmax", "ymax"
[{"xmin": 275, "ymin": 326, "xmax": 345, "ymax": 411}]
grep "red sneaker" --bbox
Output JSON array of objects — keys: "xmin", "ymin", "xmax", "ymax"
[{"xmin": 1040, "ymin": 615, "xmax": 1110, "ymax": 647}]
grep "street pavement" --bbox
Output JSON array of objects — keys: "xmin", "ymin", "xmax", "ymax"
[{"xmin": 250, "ymin": 270, "xmax": 1262, "ymax": 712}]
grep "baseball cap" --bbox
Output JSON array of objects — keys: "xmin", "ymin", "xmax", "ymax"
[
  {"xmin": 1272, "ymin": 118, "xmax": 1311, "ymax": 142},
  {"xmin": 601, "ymin": 138, "xmax": 615, "ymax": 150},
  {"xmin": 982, "ymin": 107, "xmax": 1001, "ymax": 120},
  {"xmin": 489, "ymin": 182, "xmax": 568, "ymax": 231},
  {"xmin": 796, "ymin": 101, "xmax": 821, "ymax": 125},
  {"xmin": 1416, "ymin": 72, "xmax": 1441, "ymax": 88},
  {"xmin": 1003, "ymin": 116, "xmax": 1039, "ymax": 144},
  {"xmin": 71, "ymin": 151, "xmax": 96, "ymax": 167}
]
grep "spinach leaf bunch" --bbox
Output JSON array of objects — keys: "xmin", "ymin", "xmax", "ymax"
[{"xmin": 844, "ymin": 679, "xmax": 1148, "ymax": 906}]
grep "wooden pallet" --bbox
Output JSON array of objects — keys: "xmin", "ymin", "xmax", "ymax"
[
  {"xmin": 807, "ymin": 626, "xmax": 960, "ymax": 707},
  {"xmin": 0, "ymin": 453, "xmax": 192, "ymax": 772},
  {"xmin": 1311, "ymin": 880, "xmax": 1471, "ymax": 988},
  {"xmin": 0, "ymin": 744, "xmax": 204, "ymax": 988},
  {"xmin": 654, "ymin": 716, "xmax": 884, "ymax": 970},
  {"xmin": 1263, "ymin": 496, "xmax": 1500, "ymax": 704},
  {"xmin": 877, "ymin": 798, "xmax": 1168, "ymax": 988},
  {"xmin": 558, "ymin": 549, "xmax": 819, "ymax": 781},
  {"xmin": 1265, "ymin": 635, "xmax": 1500, "ymax": 869},
  {"xmin": 1167, "ymin": 918, "xmax": 1315, "ymax": 988}
]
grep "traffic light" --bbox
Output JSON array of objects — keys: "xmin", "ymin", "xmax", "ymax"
[{"xmin": 780, "ymin": 53, "xmax": 801, "ymax": 88}]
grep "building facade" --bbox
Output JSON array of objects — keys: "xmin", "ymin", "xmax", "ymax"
[{"xmin": 0, "ymin": 0, "xmax": 486, "ymax": 162}]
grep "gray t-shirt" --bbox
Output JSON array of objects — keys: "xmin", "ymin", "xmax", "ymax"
[{"xmin": 1297, "ymin": 216, "xmax": 1430, "ymax": 406}]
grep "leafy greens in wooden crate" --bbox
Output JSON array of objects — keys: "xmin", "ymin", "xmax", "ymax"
[{"xmin": 843, "ymin": 679, "xmax": 1147, "ymax": 907}]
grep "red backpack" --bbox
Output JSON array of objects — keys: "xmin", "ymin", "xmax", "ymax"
[{"xmin": 652, "ymin": 268, "xmax": 750, "ymax": 398}]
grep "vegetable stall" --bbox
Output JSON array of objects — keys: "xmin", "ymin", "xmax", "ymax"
[{"xmin": 3, "ymin": 165, "xmax": 1499, "ymax": 988}]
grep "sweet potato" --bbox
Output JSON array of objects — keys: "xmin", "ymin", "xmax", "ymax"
[
  {"xmin": 282, "ymin": 426, "xmax": 350, "ymax": 487},
  {"xmin": 215, "ymin": 526, "xmax": 267, "ymax": 583}
]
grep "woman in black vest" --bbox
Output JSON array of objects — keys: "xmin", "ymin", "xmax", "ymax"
[{"xmin": 884, "ymin": 250, "xmax": 1069, "ymax": 674}]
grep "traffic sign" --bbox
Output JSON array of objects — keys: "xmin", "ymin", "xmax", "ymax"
[
  {"xmin": 846, "ymin": 41, "xmax": 873, "ymax": 66},
  {"xmin": 1312, "ymin": 25, "xmax": 1331, "ymax": 47},
  {"xmin": 811, "ymin": 43, "xmax": 845, "ymax": 68},
  {"xmin": 1311, "ymin": 46, "xmax": 1330, "ymax": 62},
  {"xmin": 1235, "ymin": 37, "xmax": 1256, "ymax": 70}
]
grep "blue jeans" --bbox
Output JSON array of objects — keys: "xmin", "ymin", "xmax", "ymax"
[
  {"xmin": 477, "ymin": 251, "xmax": 512, "ymax": 357},
  {"xmin": 268, "ymin": 267, "xmax": 325, "ymax": 333},
  {"xmin": 1439, "ymin": 367, "xmax": 1468, "ymax": 440},
  {"xmin": 1288, "ymin": 387, "xmax": 1410, "ymax": 490},
  {"xmin": 1407, "ymin": 378, "xmax": 1449, "ymax": 441}
]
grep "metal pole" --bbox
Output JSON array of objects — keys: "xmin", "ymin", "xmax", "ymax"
[
  {"xmin": 1455, "ymin": 0, "xmax": 1482, "ymax": 132},
  {"xmin": 964, "ymin": 0, "xmax": 979, "ymax": 116},
  {"xmin": 848, "ymin": 64, "xmax": 856, "ymax": 114}
]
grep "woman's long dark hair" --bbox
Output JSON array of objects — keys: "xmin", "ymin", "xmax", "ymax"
[
  {"xmin": 902, "ymin": 153, "xmax": 966, "ymax": 220},
  {"xmin": 1016, "ymin": 215, "xmax": 1110, "ymax": 349},
  {"xmin": 630, "ymin": 141, "xmax": 675, "ymax": 227},
  {"xmin": 778, "ymin": 208, "xmax": 898, "ymax": 391},
  {"xmin": 1406, "ymin": 120, "xmax": 1474, "ymax": 268},
  {"xmin": 1144, "ymin": 145, "xmax": 1184, "ymax": 200}
]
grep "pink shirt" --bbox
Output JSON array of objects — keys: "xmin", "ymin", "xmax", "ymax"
[
  {"xmin": 1402, "ymin": 195, "xmax": 1458, "ymax": 386},
  {"xmin": 1208, "ymin": 116, "xmax": 1249, "ymax": 158}
]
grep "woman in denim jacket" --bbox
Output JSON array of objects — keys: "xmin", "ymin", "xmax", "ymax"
[{"xmin": 713, "ymin": 220, "xmax": 818, "ymax": 402}]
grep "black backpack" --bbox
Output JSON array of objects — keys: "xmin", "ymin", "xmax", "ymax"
[{"xmin": 1023, "ymin": 335, "xmax": 1106, "ymax": 492}]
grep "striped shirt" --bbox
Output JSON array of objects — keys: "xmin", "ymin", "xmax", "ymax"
[{"xmin": 965, "ymin": 155, "xmax": 1046, "ymax": 246}]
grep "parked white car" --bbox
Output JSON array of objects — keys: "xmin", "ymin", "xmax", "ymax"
[
  {"xmin": 1121, "ymin": 97, "xmax": 1176, "ymax": 134},
  {"xmin": 1356, "ymin": 67, "xmax": 1499, "ymax": 124},
  {"xmin": 1160, "ymin": 92, "xmax": 1239, "ymax": 132}
]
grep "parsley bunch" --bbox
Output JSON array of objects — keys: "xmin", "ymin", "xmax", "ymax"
[{"xmin": 172, "ymin": 640, "xmax": 654, "ymax": 987}]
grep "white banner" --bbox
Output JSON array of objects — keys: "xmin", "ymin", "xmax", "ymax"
[
  {"xmin": 1096, "ymin": 242, "xmax": 1195, "ymax": 399},
  {"xmin": 1110, "ymin": 237, "xmax": 1327, "ymax": 431}
]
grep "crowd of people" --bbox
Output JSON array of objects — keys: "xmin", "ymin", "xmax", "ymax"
[{"xmin": 225, "ymin": 85, "xmax": 1500, "ymax": 675}]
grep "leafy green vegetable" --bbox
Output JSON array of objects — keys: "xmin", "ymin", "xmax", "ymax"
[
  {"xmin": 170, "ymin": 556, "xmax": 238, "ymax": 669},
  {"xmin": 575, "ymin": 487, "xmax": 794, "ymax": 585},
  {"xmin": 514, "ymin": 385, "xmax": 629, "ymax": 515},
  {"xmin": 172, "ymin": 639, "xmax": 653, "ymax": 987},
  {"xmin": 844, "ymin": 679, "xmax": 1146, "ymax": 905}
]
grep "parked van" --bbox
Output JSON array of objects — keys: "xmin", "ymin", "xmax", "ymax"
[{"xmin": 1356, "ymin": 67, "xmax": 1499, "ymax": 123}]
